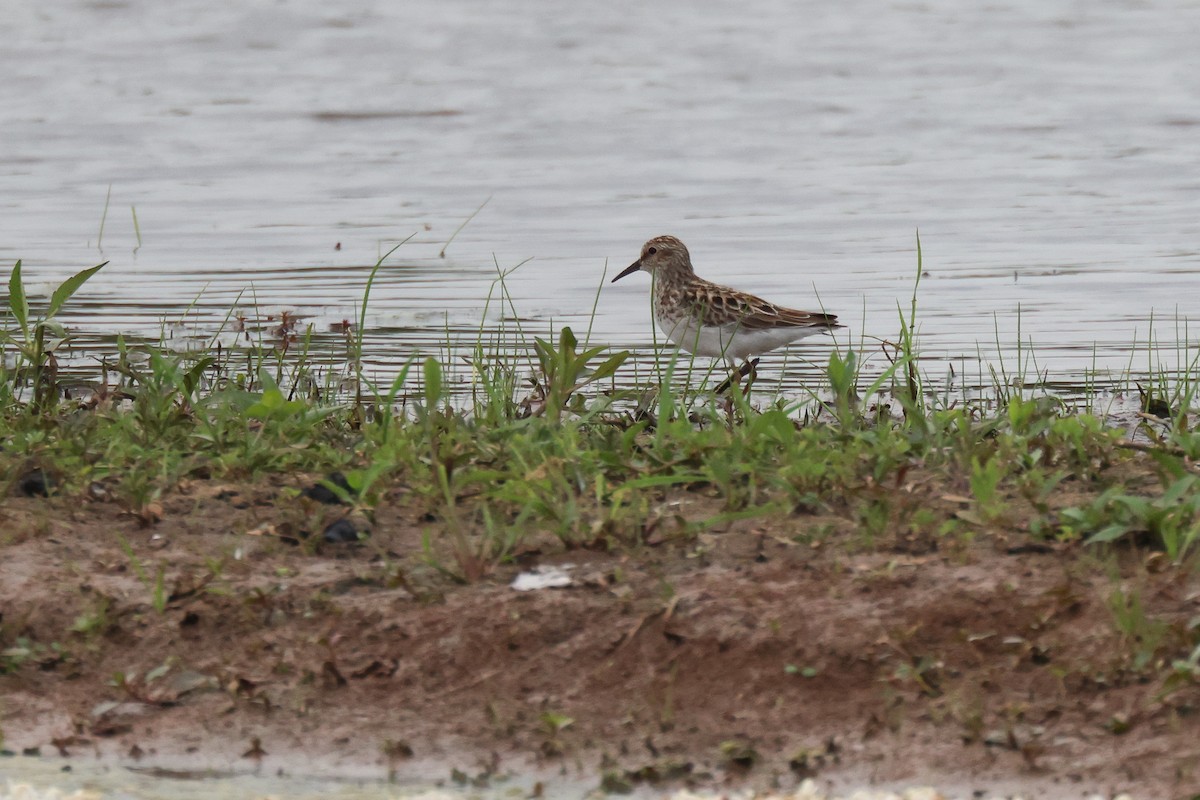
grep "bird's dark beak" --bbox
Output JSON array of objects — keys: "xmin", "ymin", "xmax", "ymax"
[{"xmin": 612, "ymin": 259, "xmax": 642, "ymax": 283}]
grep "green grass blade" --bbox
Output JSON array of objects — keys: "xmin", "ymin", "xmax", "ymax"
[
  {"xmin": 97, "ymin": 184, "xmax": 112, "ymax": 251},
  {"xmin": 47, "ymin": 262, "xmax": 107, "ymax": 319},
  {"xmin": 8, "ymin": 260, "xmax": 28, "ymax": 333},
  {"xmin": 439, "ymin": 196, "xmax": 491, "ymax": 258},
  {"xmin": 132, "ymin": 205, "xmax": 143, "ymax": 252}
]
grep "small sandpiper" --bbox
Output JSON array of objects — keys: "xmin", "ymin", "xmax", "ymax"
[{"xmin": 612, "ymin": 235, "xmax": 840, "ymax": 386}]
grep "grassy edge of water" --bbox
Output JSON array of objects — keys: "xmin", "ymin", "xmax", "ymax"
[{"xmin": 2, "ymin": 249, "xmax": 1200, "ymax": 716}]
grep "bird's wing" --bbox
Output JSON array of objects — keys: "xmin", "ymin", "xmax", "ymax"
[{"xmin": 684, "ymin": 281, "xmax": 839, "ymax": 330}]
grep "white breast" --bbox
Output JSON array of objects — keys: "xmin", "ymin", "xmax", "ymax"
[{"xmin": 656, "ymin": 311, "xmax": 825, "ymax": 362}]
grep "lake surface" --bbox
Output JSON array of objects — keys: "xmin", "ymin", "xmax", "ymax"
[{"xmin": 4, "ymin": 0, "xmax": 1199, "ymax": 402}]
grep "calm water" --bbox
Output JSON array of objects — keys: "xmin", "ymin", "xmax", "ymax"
[{"xmin": 5, "ymin": 0, "xmax": 1200, "ymax": 399}]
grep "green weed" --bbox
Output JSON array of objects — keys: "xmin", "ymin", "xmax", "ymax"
[
  {"xmin": 3, "ymin": 260, "xmax": 107, "ymax": 410},
  {"xmin": 1107, "ymin": 587, "xmax": 1171, "ymax": 672}
]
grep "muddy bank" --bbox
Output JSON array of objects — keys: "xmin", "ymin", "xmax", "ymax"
[{"xmin": 1, "ymin": 475, "xmax": 1197, "ymax": 798}]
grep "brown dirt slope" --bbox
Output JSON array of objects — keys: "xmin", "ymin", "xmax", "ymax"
[{"xmin": 1, "ymin": 479, "xmax": 1198, "ymax": 797}]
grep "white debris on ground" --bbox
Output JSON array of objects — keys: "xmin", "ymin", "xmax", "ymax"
[{"xmin": 510, "ymin": 563, "xmax": 574, "ymax": 591}]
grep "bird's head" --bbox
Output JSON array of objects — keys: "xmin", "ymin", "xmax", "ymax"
[{"xmin": 612, "ymin": 235, "xmax": 693, "ymax": 283}]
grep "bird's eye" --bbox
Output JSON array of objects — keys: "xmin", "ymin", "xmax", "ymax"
[{"xmin": 647, "ymin": 247, "xmax": 657, "ymax": 255}]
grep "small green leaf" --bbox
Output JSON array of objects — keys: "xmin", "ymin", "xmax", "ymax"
[
  {"xmin": 47, "ymin": 261, "xmax": 107, "ymax": 318},
  {"xmin": 576, "ymin": 344, "xmax": 608, "ymax": 364},
  {"xmin": 589, "ymin": 351, "xmax": 630, "ymax": 382},
  {"xmin": 619, "ymin": 473, "xmax": 706, "ymax": 491},
  {"xmin": 182, "ymin": 357, "xmax": 215, "ymax": 397},
  {"xmin": 558, "ymin": 326, "xmax": 577, "ymax": 354},
  {"xmin": 1161, "ymin": 475, "xmax": 1198, "ymax": 504},
  {"xmin": 257, "ymin": 368, "xmax": 280, "ymax": 395},
  {"xmin": 244, "ymin": 370, "xmax": 296, "ymax": 418},
  {"xmin": 533, "ymin": 343, "xmax": 554, "ymax": 379},
  {"xmin": 539, "ymin": 711, "xmax": 573, "ymax": 733},
  {"xmin": 1085, "ymin": 523, "xmax": 1133, "ymax": 544},
  {"xmin": 423, "ymin": 357, "xmax": 442, "ymax": 408},
  {"xmin": 260, "ymin": 387, "xmax": 286, "ymax": 410},
  {"xmin": 8, "ymin": 260, "xmax": 28, "ymax": 333},
  {"xmin": 245, "ymin": 391, "xmax": 286, "ymax": 418}
]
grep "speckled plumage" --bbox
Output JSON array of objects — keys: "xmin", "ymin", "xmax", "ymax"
[{"xmin": 612, "ymin": 235, "xmax": 840, "ymax": 364}]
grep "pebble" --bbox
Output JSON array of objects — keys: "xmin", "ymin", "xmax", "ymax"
[
  {"xmin": 322, "ymin": 517, "xmax": 361, "ymax": 543},
  {"xmin": 303, "ymin": 472, "xmax": 353, "ymax": 504},
  {"xmin": 18, "ymin": 469, "xmax": 53, "ymax": 497}
]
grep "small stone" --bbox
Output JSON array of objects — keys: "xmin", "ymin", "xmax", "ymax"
[
  {"xmin": 322, "ymin": 518, "xmax": 361, "ymax": 543},
  {"xmin": 19, "ymin": 468, "xmax": 54, "ymax": 497},
  {"xmin": 304, "ymin": 472, "xmax": 353, "ymax": 504}
]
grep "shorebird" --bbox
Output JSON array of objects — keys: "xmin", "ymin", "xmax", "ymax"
[{"xmin": 612, "ymin": 235, "xmax": 840, "ymax": 387}]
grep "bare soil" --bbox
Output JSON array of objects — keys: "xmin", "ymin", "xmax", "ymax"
[{"xmin": 1, "ymin": 471, "xmax": 1198, "ymax": 798}]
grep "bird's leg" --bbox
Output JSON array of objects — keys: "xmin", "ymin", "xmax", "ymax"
[
  {"xmin": 714, "ymin": 358, "xmax": 741, "ymax": 395},
  {"xmin": 742, "ymin": 358, "xmax": 759, "ymax": 396},
  {"xmin": 714, "ymin": 358, "xmax": 761, "ymax": 396},
  {"xmin": 714, "ymin": 358, "xmax": 759, "ymax": 397}
]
